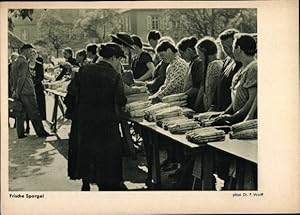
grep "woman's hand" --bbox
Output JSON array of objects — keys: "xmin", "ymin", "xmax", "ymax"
[{"xmin": 215, "ymin": 114, "xmax": 232, "ymax": 121}]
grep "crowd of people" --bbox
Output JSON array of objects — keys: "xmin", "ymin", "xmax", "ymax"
[{"xmin": 8, "ymin": 28, "xmax": 257, "ymax": 191}]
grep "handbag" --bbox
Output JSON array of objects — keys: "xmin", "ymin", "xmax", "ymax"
[{"xmin": 8, "ymin": 98, "xmax": 23, "ymax": 118}]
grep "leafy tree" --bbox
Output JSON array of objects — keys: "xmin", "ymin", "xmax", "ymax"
[
  {"xmin": 37, "ymin": 10, "xmax": 75, "ymax": 57},
  {"xmin": 163, "ymin": 9, "xmax": 256, "ymax": 41},
  {"xmin": 8, "ymin": 9, "xmax": 34, "ymax": 31},
  {"xmin": 73, "ymin": 9, "xmax": 121, "ymax": 43}
]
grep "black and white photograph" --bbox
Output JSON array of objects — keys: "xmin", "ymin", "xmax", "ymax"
[
  {"xmin": 1, "ymin": 1, "xmax": 299, "ymax": 214},
  {"xmin": 7, "ymin": 7, "xmax": 258, "ymax": 191}
]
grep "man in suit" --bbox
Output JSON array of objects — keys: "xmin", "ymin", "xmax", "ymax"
[{"xmin": 11, "ymin": 44, "xmax": 52, "ymax": 138}]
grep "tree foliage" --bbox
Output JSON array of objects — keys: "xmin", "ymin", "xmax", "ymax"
[
  {"xmin": 8, "ymin": 9, "xmax": 34, "ymax": 31},
  {"xmin": 163, "ymin": 9, "xmax": 257, "ymax": 41},
  {"xmin": 73, "ymin": 9, "xmax": 121, "ymax": 43},
  {"xmin": 37, "ymin": 10, "xmax": 75, "ymax": 57}
]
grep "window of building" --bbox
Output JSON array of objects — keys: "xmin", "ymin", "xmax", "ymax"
[
  {"xmin": 147, "ymin": 15, "xmax": 161, "ymax": 30},
  {"xmin": 121, "ymin": 16, "xmax": 131, "ymax": 32}
]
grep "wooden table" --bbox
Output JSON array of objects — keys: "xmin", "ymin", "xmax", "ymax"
[
  {"xmin": 45, "ymin": 88, "xmax": 67, "ymax": 132},
  {"xmin": 208, "ymin": 136, "xmax": 257, "ymax": 164},
  {"xmin": 208, "ymin": 136, "xmax": 258, "ymax": 190},
  {"xmin": 129, "ymin": 118, "xmax": 214, "ymax": 190}
]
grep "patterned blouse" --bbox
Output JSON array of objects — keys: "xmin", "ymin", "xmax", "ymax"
[
  {"xmin": 231, "ymin": 60, "xmax": 257, "ymax": 113},
  {"xmin": 154, "ymin": 55, "xmax": 188, "ymax": 99},
  {"xmin": 203, "ymin": 59, "xmax": 223, "ymax": 111}
]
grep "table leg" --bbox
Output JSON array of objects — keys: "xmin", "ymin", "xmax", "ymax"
[
  {"xmin": 142, "ymin": 128, "xmax": 153, "ymax": 188},
  {"xmin": 202, "ymin": 147, "xmax": 214, "ymax": 190},
  {"xmin": 152, "ymin": 132, "xmax": 161, "ymax": 189},
  {"xmin": 235, "ymin": 158, "xmax": 245, "ymax": 190},
  {"xmin": 50, "ymin": 95, "xmax": 59, "ymax": 132}
]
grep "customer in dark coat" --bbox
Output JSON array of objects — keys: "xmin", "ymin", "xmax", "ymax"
[
  {"xmin": 28, "ymin": 49, "xmax": 46, "ymax": 120},
  {"xmin": 67, "ymin": 42, "xmax": 127, "ymax": 191}
]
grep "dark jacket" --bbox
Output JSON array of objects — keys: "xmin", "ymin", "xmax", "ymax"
[
  {"xmin": 147, "ymin": 60, "xmax": 168, "ymax": 94},
  {"xmin": 11, "ymin": 56, "xmax": 35, "ymax": 96},
  {"xmin": 213, "ymin": 56, "xmax": 242, "ymax": 111},
  {"xmin": 67, "ymin": 61, "xmax": 127, "ymax": 184}
]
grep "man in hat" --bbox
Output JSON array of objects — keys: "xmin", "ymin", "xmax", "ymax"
[{"xmin": 11, "ymin": 44, "xmax": 53, "ymax": 138}]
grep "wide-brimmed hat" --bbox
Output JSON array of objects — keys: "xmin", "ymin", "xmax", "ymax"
[{"xmin": 111, "ymin": 32, "xmax": 135, "ymax": 50}]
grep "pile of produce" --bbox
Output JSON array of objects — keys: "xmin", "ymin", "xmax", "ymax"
[
  {"xmin": 186, "ymin": 127, "xmax": 226, "ymax": 144},
  {"xmin": 229, "ymin": 119, "xmax": 257, "ymax": 139},
  {"xmin": 126, "ymin": 91, "xmax": 150, "ymax": 103},
  {"xmin": 162, "ymin": 93, "xmax": 188, "ymax": 107},
  {"xmin": 144, "ymin": 103, "xmax": 171, "ymax": 122},
  {"xmin": 168, "ymin": 119, "xmax": 200, "ymax": 134},
  {"xmin": 152, "ymin": 106, "xmax": 183, "ymax": 121},
  {"xmin": 125, "ymin": 101, "xmax": 151, "ymax": 120},
  {"xmin": 156, "ymin": 115, "xmax": 187, "ymax": 129}
]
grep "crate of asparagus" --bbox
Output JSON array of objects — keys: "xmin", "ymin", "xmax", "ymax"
[
  {"xmin": 230, "ymin": 119, "xmax": 257, "ymax": 140},
  {"xmin": 186, "ymin": 127, "xmax": 226, "ymax": 144}
]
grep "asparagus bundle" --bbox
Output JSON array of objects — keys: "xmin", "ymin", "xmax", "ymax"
[
  {"xmin": 186, "ymin": 127, "xmax": 225, "ymax": 144},
  {"xmin": 126, "ymin": 92, "xmax": 150, "ymax": 103},
  {"xmin": 153, "ymin": 106, "xmax": 183, "ymax": 121},
  {"xmin": 144, "ymin": 103, "xmax": 172, "ymax": 122},
  {"xmin": 168, "ymin": 120, "xmax": 200, "ymax": 134},
  {"xmin": 162, "ymin": 93, "xmax": 188, "ymax": 103},
  {"xmin": 125, "ymin": 101, "xmax": 151, "ymax": 112},
  {"xmin": 232, "ymin": 119, "xmax": 257, "ymax": 133},
  {"xmin": 229, "ymin": 128, "xmax": 257, "ymax": 140},
  {"xmin": 156, "ymin": 115, "xmax": 187, "ymax": 128},
  {"xmin": 168, "ymin": 100, "xmax": 188, "ymax": 107}
]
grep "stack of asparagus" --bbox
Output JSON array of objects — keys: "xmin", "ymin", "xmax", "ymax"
[
  {"xmin": 168, "ymin": 119, "xmax": 200, "ymax": 134},
  {"xmin": 230, "ymin": 119, "xmax": 257, "ymax": 139},
  {"xmin": 144, "ymin": 103, "xmax": 171, "ymax": 122},
  {"xmin": 126, "ymin": 86, "xmax": 150, "ymax": 103},
  {"xmin": 193, "ymin": 111, "xmax": 223, "ymax": 122},
  {"xmin": 162, "ymin": 93, "xmax": 188, "ymax": 107},
  {"xmin": 152, "ymin": 106, "xmax": 183, "ymax": 121},
  {"xmin": 156, "ymin": 115, "xmax": 187, "ymax": 129},
  {"xmin": 186, "ymin": 127, "xmax": 226, "ymax": 144},
  {"xmin": 125, "ymin": 101, "xmax": 151, "ymax": 121}
]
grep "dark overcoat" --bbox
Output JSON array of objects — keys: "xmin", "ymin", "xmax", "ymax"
[{"xmin": 67, "ymin": 61, "xmax": 127, "ymax": 186}]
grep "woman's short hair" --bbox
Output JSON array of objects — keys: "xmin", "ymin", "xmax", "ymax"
[
  {"xmin": 177, "ymin": 36, "xmax": 198, "ymax": 51},
  {"xmin": 75, "ymin": 49, "xmax": 87, "ymax": 60},
  {"xmin": 218, "ymin": 28, "xmax": 240, "ymax": 41},
  {"xmin": 233, "ymin": 33, "xmax": 257, "ymax": 56},
  {"xmin": 196, "ymin": 36, "xmax": 218, "ymax": 56},
  {"xmin": 98, "ymin": 42, "xmax": 126, "ymax": 59},
  {"xmin": 132, "ymin": 35, "xmax": 143, "ymax": 49},
  {"xmin": 158, "ymin": 36, "xmax": 175, "ymax": 46},
  {"xmin": 86, "ymin": 44, "xmax": 98, "ymax": 55},
  {"xmin": 147, "ymin": 30, "xmax": 161, "ymax": 41},
  {"xmin": 156, "ymin": 40, "xmax": 177, "ymax": 53},
  {"xmin": 63, "ymin": 47, "xmax": 74, "ymax": 57}
]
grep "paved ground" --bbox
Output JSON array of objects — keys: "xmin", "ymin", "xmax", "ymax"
[{"xmin": 8, "ymin": 93, "xmax": 176, "ymax": 191}]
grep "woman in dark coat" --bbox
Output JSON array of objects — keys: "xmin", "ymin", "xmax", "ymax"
[
  {"xmin": 67, "ymin": 42, "xmax": 127, "ymax": 191},
  {"xmin": 28, "ymin": 49, "xmax": 46, "ymax": 120}
]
